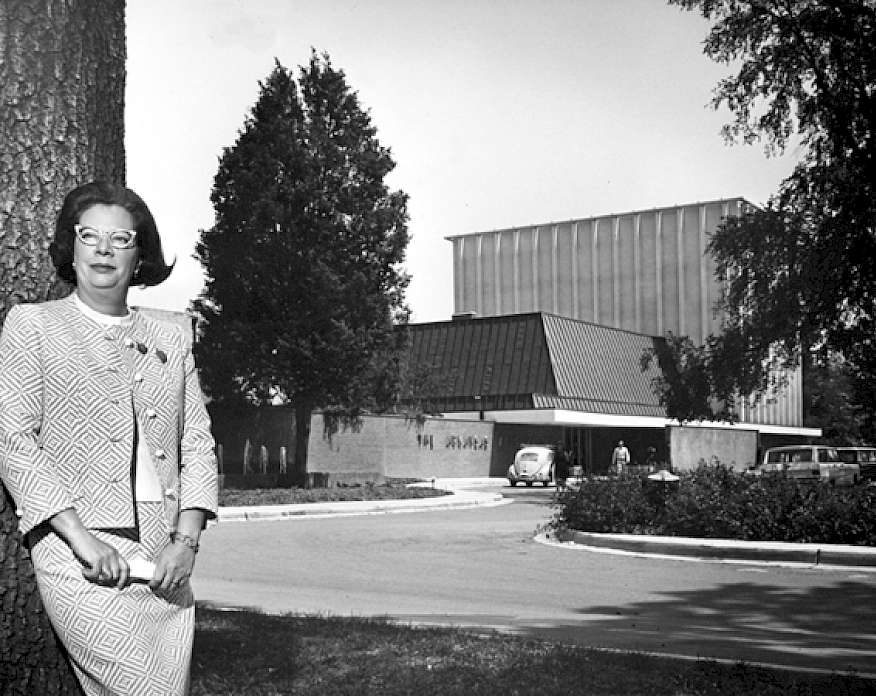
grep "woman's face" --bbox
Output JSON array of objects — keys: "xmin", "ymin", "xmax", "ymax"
[{"xmin": 73, "ymin": 204, "xmax": 140, "ymax": 301}]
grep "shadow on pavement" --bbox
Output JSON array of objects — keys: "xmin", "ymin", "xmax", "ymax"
[
  {"xmin": 392, "ymin": 580, "xmax": 876, "ymax": 676},
  {"xmin": 542, "ymin": 579, "xmax": 876, "ymax": 675}
]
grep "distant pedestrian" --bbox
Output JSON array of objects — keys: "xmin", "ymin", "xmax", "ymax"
[
  {"xmin": 645, "ymin": 447, "xmax": 659, "ymax": 473},
  {"xmin": 612, "ymin": 440, "xmax": 630, "ymax": 475},
  {"xmin": 553, "ymin": 443, "xmax": 569, "ymax": 487}
]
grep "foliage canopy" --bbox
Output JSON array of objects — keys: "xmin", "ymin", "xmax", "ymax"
[
  {"xmin": 193, "ymin": 54, "xmax": 411, "ymax": 477},
  {"xmin": 649, "ymin": 1, "xmax": 876, "ymax": 430}
]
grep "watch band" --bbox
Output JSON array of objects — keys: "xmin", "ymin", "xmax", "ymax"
[{"xmin": 170, "ymin": 531, "xmax": 200, "ymax": 553}]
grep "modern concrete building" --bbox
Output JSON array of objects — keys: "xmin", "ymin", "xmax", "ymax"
[
  {"xmin": 411, "ymin": 198, "xmax": 820, "ymax": 473},
  {"xmin": 207, "ymin": 198, "xmax": 822, "ymax": 483}
]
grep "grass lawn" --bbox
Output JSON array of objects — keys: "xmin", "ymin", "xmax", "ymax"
[
  {"xmin": 192, "ymin": 605, "xmax": 872, "ymax": 695},
  {"xmin": 219, "ymin": 482, "xmax": 450, "ymax": 507}
]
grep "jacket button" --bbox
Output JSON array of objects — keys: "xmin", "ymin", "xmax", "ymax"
[
  {"xmin": 134, "ymin": 372, "xmax": 144, "ymax": 382},
  {"xmin": 15, "ymin": 508, "xmax": 23, "ymax": 517},
  {"xmin": 145, "ymin": 408, "xmax": 157, "ymax": 418},
  {"xmin": 109, "ymin": 435, "xmax": 122, "ymax": 443},
  {"xmin": 164, "ymin": 488, "xmax": 176, "ymax": 499},
  {"xmin": 123, "ymin": 337, "xmax": 135, "ymax": 348},
  {"xmin": 154, "ymin": 449, "xmax": 166, "ymax": 459}
]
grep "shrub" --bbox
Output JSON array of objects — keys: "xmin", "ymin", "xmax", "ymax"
[
  {"xmin": 786, "ymin": 485, "xmax": 876, "ymax": 544},
  {"xmin": 660, "ymin": 464, "xmax": 750, "ymax": 538},
  {"xmin": 556, "ymin": 477, "xmax": 658, "ymax": 534},
  {"xmin": 555, "ymin": 464, "xmax": 876, "ymax": 545}
]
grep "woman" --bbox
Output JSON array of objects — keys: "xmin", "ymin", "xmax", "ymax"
[{"xmin": 0, "ymin": 181, "xmax": 218, "ymax": 695}]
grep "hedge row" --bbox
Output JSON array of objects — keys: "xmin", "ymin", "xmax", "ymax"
[{"xmin": 554, "ymin": 464, "xmax": 876, "ymax": 545}]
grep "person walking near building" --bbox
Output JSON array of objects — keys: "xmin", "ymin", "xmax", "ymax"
[
  {"xmin": 612, "ymin": 440, "xmax": 630, "ymax": 475},
  {"xmin": 644, "ymin": 446, "xmax": 659, "ymax": 473},
  {"xmin": 553, "ymin": 442, "xmax": 569, "ymax": 488}
]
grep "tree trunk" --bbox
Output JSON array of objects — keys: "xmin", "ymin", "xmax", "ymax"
[
  {"xmin": 0, "ymin": 1, "xmax": 126, "ymax": 692},
  {"xmin": 289, "ymin": 400, "xmax": 313, "ymax": 488}
]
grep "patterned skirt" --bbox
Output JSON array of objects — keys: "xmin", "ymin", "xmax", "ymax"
[{"xmin": 29, "ymin": 502, "xmax": 194, "ymax": 696}]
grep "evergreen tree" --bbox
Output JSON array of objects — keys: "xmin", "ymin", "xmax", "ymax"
[
  {"xmin": 193, "ymin": 53, "xmax": 410, "ymax": 485},
  {"xmin": 0, "ymin": 1, "xmax": 125, "ymax": 691}
]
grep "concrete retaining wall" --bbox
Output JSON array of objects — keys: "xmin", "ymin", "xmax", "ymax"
[
  {"xmin": 308, "ymin": 414, "xmax": 495, "ymax": 481},
  {"xmin": 210, "ymin": 405, "xmax": 497, "ymax": 484},
  {"xmin": 668, "ymin": 425, "xmax": 757, "ymax": 471}
]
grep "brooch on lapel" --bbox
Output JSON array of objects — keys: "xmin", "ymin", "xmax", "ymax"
[{"xmin": 123, "ymin": 337, "xmax": 168, "ymax": 363}]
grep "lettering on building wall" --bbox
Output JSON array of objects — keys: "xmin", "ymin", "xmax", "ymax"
[
  {"xmin": 416, "ymin": 433, "xmax": 434, "ymax": 449},
  {"xmin": 445, "ymin": 435, "xmax": 489, "ymax": 451}
]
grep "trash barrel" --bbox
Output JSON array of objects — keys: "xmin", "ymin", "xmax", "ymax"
[{"xmin": 645, "ymin": 469, "xmax": 680, "ymax": 507}]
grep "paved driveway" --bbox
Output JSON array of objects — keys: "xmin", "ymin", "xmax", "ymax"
[{"xmin": 193, "ymin": 486, "xmax": 876, "ymax": 677}]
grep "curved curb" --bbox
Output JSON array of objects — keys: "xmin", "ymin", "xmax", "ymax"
[
  {"xmin": 218, "ymin": 489, "xmax": 510, "ymax": 522},
  {"xmin": 544, "ymin": 529, "xmax": 876, "ymax": 569}
]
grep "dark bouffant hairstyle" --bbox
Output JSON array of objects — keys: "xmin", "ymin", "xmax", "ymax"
[{"xmin": 49, "ymin": 181, "xmax": 174, "ymax": 287}]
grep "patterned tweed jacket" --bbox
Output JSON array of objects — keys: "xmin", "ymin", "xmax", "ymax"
[{"xmin": 0, "ymin": 294, "xmax": 218, "ymax": 536}]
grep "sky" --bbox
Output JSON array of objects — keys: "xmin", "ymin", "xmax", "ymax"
[{"xmin": 125, "ymin": 0, "xmax": 800, "ymax": 322}]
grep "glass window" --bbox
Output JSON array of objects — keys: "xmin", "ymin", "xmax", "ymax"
[{"xmin": 818, "ymin": 448, "xmax": 839, "ymax": 462}]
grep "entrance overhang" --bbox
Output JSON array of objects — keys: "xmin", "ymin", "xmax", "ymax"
[{"xmin": 445, "ymin": 409, "xmax": 822, "ymax": 438}]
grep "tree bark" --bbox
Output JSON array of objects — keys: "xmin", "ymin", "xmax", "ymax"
[
  {"xmin": 290, "ymin": 400, "xmax": 312, "ymax": 488},
  {"xmin": 0, "ymin": 0, "xmax": 126, "ymax": 311},
  {"xmin": 0, "ymin": 1, "xmax": 125, "ymax": 692}
]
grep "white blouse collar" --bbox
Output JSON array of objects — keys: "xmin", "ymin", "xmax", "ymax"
[{"xmin": 73, "ymin": 292, "xmax": 132, "ymax": 326}]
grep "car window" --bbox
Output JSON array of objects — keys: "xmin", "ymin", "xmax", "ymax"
[
  {"xmin": 838, "ymin": 450, "xmax": 855, "ymax": 462},
  {"xmin": 818, "ymin": 448, "xmax": 839, "ymax": 462},
  {"xmin": 519, "ymin": 453, "xmax": 539, "ymax": 462}
]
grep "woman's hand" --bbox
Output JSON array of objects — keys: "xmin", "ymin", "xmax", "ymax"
[
  {"xmin": 149, "ymin": 542, "xmax": 196, "ymax": 593},
  {"xmin": 149, "ymin": 508, "xmax": 207, "ymax": 593},
  {"xmin": 75, "ymin": 532, "xmax": 131, "ymax": 588},
  {"xmin": 51, "ymin": 508, "xmax": 129, "ymax": 588}
]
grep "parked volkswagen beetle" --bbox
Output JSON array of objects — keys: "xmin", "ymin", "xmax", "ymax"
[{"xmin": 508, "ymin": 444, "xmax": 554, "ymax": 487}]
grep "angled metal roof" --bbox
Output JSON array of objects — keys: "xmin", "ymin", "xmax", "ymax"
[
  {"xmin": 407, "ymin": 313, "xmax": 665, "ymax": 417},
  {"xmin": 541, "ymin": 314, "xmax": 664, "ymax": 416},
  {"xmin": 408, "ymin": 313, "xmax": 555, "ymax": 399}
]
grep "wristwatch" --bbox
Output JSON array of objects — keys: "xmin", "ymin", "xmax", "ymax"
[{"xmin": 170, "ymin": 531, "xmax": 200, "ymax": 553}]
